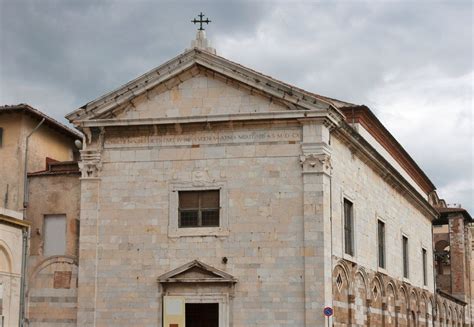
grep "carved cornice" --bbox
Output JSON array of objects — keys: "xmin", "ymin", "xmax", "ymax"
[
  {"xmin": 300, "ymin": 153, "xmax": 332, "ymax": 175},
  {"xmin": 79, "ymin": 150, "xmax": 102, "ymax": 179},
  {"xmin": 76, "ymin": 110, "xmax": 339, "ymax": 129}
]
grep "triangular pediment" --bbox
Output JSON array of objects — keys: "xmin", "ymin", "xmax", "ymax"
[
  {"xmin": 96, "ymin": 66, "xmax": 290, "ymax": 121},
  {"xmin": 158, "ymin": 260, "xmax": 237, "ymax": 284},
  {"xmin": 66, "ymin": 48, "xmax": 349, "ymax": 125}
]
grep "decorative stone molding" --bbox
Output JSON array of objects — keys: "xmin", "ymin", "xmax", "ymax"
[
  {"xmin": 299, "ymin": 153, "xmax": 332, "ymax": 175},
  {"xmin": 79, "ymin": 150, "xmax": 102, "ymax": 179},
  {"xmin": 191, "ymin": 169, "xmax": 212, "ymax": 187}
]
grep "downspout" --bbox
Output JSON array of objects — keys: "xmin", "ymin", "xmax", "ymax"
[
  {"xmin": 432, "ymin": 223, "xmax": 437, "ymax": 327},
  {"xmin": 23, "ymin": 118, "xmax": 45, "ymax": 208},
  {"xmin": 20, "ymin": 117, "xmax": 44, "ymax": 327},
  {"xmin": 19, "ymin": 227, "xmax": 29, "ymax": 327}
]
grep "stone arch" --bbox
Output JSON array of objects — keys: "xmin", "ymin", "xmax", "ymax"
[
  {"xmin": 398, "ymin": 285, "xmax": 409, "ymax": 327},
  {"xmin": 26, "ymin": 255, "xmax": 78, "ymax": 323},
  {"xmin": 353, "ymin": 270, "xmax": 368, "ymax": 326},
  {"xmin": 441, "ymin": 302, "xmax": 447, "ymax": 326},
  {"xmin": 452, "ymin": 308, "xmax": 458, "ymax": 327},
  {"xmin": 446, "ymin": 305, "xmax": 452, "ymax": 326},
  {"xmin": 409, "ymin": 289, "xmax": 418, "ymax": 326},
  {"xmin": 28, "ymin": 255, "xmax": 77, "ymax": 282},
  {"xmin": 385, "ymin": 282, "xmax": 397, "ymax": 327},
  {"xmin": 457, "ymin": 309, "xmax": 463, "ymax": 326},
  {"xmin": 418, "ymin": 293, "xmax": 429, "ymax": 327},
  {"xmin": 0, "ymin": 240, "xmax": 13, "ymax": 273},
  {"xmin": 333, "ymin": 262, "xmax": 352, "ymax": 326},
  {"xmin": 369, "ymin": 275, "xmax": 384, "ymax": 326},
  {"xmin": 434, "ymin": 240, "xmax": 450, "ymax": 275},
  {"xmin": 426, "ymin": 295, "xmax": 434, "ymax": 327}
]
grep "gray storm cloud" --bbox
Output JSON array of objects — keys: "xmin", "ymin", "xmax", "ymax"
[{"xmin": 0, "ymin": 0, "xmax": 472, "ymax": 212}]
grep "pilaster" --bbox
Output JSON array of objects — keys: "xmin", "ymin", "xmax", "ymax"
[
  {"xmin": 300, "ymin": 119, "xmax": 333, "ymax": 326},
  {"xmin": 76, "ymin": 148, "xmax": 102, "ymax": 326},
  {"xmin": 448, "ymin": 213, "xmax": 467, "ymax": 302}
]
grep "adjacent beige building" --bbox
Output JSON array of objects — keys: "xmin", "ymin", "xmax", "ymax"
[
  {"xmin": 0, "ymin": 104, "xmax": 80, "ymax": 327},
  {"xmin": 0, "ymin": 104, "xmax": 81, "ymax": 212},
  {"xmin": 0, "ymin": 208, "xmax": 29, "ymax": 327}
]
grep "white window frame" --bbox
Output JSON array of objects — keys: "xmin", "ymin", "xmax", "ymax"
[{"xmin": 168, "ymin": 182, "xmax": 228, "ymax": 238}]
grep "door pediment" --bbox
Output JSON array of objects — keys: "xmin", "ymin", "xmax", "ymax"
[{"xmin": 158, "ymin": 260, "xmax": 237, "ymax": 284}]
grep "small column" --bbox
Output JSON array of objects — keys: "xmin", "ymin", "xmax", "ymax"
[{"xmin": 300, "ymin": 119, "xmax": 333, "ymax": 326}]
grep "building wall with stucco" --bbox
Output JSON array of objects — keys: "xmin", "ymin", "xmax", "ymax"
[
  {"xmin": 0, "ymin": 209, "xmax": 26, "ymax": 327},
  {"xmin": 25, "ymin": 171, "xmax": 80, "ymax": 327},
  {"xmin": 0, "ymin": 110, "xmax": 77, "ymax": 212}
]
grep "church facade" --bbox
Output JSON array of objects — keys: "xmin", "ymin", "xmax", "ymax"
[{"xmin": 63, "ymin": 33, "xmax": 470, "ymax": 326}]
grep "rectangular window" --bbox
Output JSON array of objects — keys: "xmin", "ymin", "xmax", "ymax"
[
  {"xmin": 422, "ymin": 248, "xmax": 428, "ymax": 286},
  {"xmin": 0, "ymin": 128, "xmax": 3, "ymax": 147},
  {"xmin": 378, "ymin": 220, "xmax": 386, "ymax": 268},
  {"xmin": 179, "ymin": 190, "xmax": 219, "ymax": 228},
  {"xmin": 343, "ymin": 199, "xmax": 354, "ymax": 256},
  {"xmin": 44, "ymin": 214, "xmax": 66, "ymax": 256},
  {"xmin": 402, "ymin": 235, "xmax": 409, "ymax": 278}
]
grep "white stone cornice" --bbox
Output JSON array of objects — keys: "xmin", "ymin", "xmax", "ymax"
[{"xmin": 76, "ymin": 110, "xmax": 340, "ymax": 128}]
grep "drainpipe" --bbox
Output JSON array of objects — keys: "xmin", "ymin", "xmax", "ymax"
[
  {"xmin": 20, "ymin": 117, "xmax": 44, "ymax": 327},
  {"xmin": 23, "ymin": 118, "xmax": 45, "ymax": 208},
  {"xmin": 19, "ymin": 227, "xmax": 29, "ymax": 327},
  {"xmin": 432, "ymin": 223, "xmax": 437, "ymax": 327}
]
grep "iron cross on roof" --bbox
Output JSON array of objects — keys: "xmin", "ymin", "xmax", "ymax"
[{"xmin": 191, "ymin": 12, "xmax": 211, "ymax": 31}]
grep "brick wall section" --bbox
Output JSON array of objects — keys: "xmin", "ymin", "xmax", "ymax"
[{"xmin": 449, "ymin": 214, "xmax": 467, "ymax": 301}]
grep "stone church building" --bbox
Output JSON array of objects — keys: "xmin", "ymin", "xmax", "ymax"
[{"xmin": 44, "ymin": 30, "xmax": 472, "ymax": 327}]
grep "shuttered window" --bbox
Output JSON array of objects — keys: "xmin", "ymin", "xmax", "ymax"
[
  {"xmin": 179, "ymin": 191, "xmax": 219, "ymax": 228},
  {"xmin": 378, "ymin": 220, "xmax": 386, "ymax": 268},
  {"xmin": 344, "ymin": 199, "xmax": 354, "ymax": 256},
  {"xmin": 402, "ymin": 235, "xmax": 409, "ymax": 278}
]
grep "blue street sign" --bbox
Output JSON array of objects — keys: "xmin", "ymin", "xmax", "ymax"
[{"xmin": 323, "ymin": 306, "xmax": 334, "ymax": 317}]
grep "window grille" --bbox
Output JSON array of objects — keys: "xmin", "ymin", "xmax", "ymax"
[{"xmin": 179, "ymin": 190, "xmax": 219, "ymax": 228}]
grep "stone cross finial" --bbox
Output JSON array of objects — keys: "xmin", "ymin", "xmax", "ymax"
[
  {"xmin": 188, "ymin": 12, "xmax": 216, "ymax": 54},
  {"xmin": 191, "ymin": 12, "xmax": 211, "ymax": 31}
]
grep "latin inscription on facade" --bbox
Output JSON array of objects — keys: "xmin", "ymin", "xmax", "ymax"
[{"xmin": 105, "ymin": 128, "xmax": 301, "ymax": 148}]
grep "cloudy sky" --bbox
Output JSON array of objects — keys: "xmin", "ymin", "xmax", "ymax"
[{"xmin": 1, "ymin": 0, "xmax": 472, "ymax": 212}]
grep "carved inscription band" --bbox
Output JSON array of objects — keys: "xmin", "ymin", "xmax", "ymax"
[{"xmin": 105, "ymin": 129, "xmax": 301, "ymax": 148}]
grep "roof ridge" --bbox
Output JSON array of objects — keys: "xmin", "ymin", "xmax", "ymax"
[{"xmin": 1, "ymin": 103, "xmax": 82, "ymax": 139}]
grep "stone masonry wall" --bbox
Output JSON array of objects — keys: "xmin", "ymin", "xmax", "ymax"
[
  {"xmin": 26, "ymin": 174, "xmax": 80, "ymax": 327},
  {"xmin": 77, "ymin": 121, "xmax": 307, "ymax": 326},
  {"xmin": 330, "ymin": 135, "xmax": 434, "ymax": 291}
]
